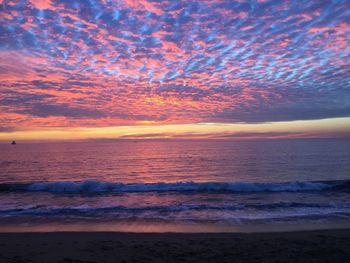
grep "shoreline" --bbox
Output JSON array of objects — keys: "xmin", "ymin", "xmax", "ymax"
[
  {"xmin": 1, "ymin": 229, "xmax": 350, "ymax": 262},
  {"xmin": 1, "ymin": 220, "xmax": 350, "ymax": 233}
]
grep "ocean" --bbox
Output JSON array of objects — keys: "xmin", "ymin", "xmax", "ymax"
[{"xmin": 0, "ymin": 139, "xmax": 350, "ymax": 232}]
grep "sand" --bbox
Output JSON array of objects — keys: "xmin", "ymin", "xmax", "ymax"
[{"xmin": 0, "ymin": 229, "xmax": 350, "ymax": 263}]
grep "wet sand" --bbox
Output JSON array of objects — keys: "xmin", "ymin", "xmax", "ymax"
[{"xmin": 0, "ymin": 229, "xmax": 350, "ymax": 263}]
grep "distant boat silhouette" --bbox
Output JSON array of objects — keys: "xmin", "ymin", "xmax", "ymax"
[{"xmin": 11, "ymin": 141, "xmax": 16, "ymax": 145}]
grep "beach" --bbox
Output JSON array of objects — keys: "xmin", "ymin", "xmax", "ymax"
[{"xmin": 1, "ymin": 229, "xmax": 350, "ymax": 263}]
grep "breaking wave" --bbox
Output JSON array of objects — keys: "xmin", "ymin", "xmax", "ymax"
[{"xmin": 0, "ymin": 179, "xmax": 349, "ymax": 194}]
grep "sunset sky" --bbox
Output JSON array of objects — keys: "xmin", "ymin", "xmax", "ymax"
[{"xmin": 0, "ymin": 0, "xmax": 349, "ymax": 140}]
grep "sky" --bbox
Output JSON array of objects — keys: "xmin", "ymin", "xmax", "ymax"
[{"xmin": 0, "ymin": 0, "xmax": 349, "ymax": 140}]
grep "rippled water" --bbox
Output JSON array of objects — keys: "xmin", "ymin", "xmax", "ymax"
[{"xmin": 0, "ymin": 139, "xmax": 350, "ymax": 232}]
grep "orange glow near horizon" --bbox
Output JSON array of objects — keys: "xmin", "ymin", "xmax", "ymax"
[{"xmin": 0, "ymin": 117, "xmax": 349, "ymax": 141}]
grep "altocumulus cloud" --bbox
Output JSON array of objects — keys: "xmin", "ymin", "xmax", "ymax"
[{"xmin": 0, "ymin": 0, "xmax": 349, "ymax": 129}]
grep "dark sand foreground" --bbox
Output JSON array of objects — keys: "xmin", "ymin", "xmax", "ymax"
[{"xmin": 1, "ymin": 229, "xmax": 350, "ymax": 263}]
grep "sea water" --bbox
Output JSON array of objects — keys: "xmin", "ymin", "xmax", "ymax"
[{"xmin": 0, "ymin": 139, "xmax": 349, "ymax": 232}]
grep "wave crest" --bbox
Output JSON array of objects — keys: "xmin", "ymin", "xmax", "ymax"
[{"xmin": 0, "ymin": 179, "xmax": 348, "ymax": 194}]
